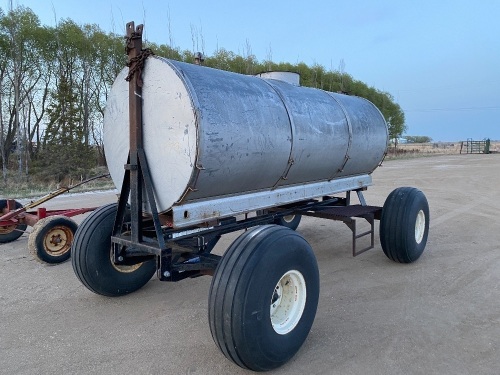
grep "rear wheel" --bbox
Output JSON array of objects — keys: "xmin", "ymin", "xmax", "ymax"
[
  {"xmin": 28, "ymin": 216, "xmax": 77, "ymax": 264},
  {"xmin": 256, "ymin": 209, "xmax": 302, "ymax": 230},
  {"xmin": 71, "ymin": 204, "xmax": 156, "ymax": 296},
  {"xmin": 208, "ymin": 225, "xmax": 319, "ymax": 371},
  {"xmin": 275, "ymin": 214, "xmax": 301, "ymax": 230},
  {"xmin": 379, "ymin": 187, "xmax": 430, "ymax": 263},
  {"xmin": 0, "ymin": 200, "xmax": 27, "ymax": 243}
]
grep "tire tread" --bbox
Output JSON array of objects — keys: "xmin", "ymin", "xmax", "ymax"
[
  {"xmin": 28, "ymin": 215, "xmax": 77, "ymax": 264},
  {"xmin": 0, "ymin": 200, "xmax": 27, "ymax": 243},
  {"xmin": 71, "ymin": 204, "xmax": 156, "ymax": 297},
  {"xmin": 209, "ymin": 225, "xmax": 319, "ymax": 371},
  {"xmin": 380, "ymin": 187, "xmax": 429, "ymax": 263}
]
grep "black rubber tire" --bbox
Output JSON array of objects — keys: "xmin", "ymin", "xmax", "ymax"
[
  {"xmin": 256, "ymin": 210, "xmax": 302, "ymax": 231},
  {"xmin": 208, "ymin": 225, "xmax": 319, "ymax": 371},
  {"xmin": 380, "ymin": 187, "xmax": 430, "ymax": 263},
  {"xmin": 28, "ymin": 216, "xmax": 77, "ymax": 264},
  {"xmin": 274, "ymin": 214, "xmax": 302, "ymax": 231},
  {"xmin": 0, "ymin": 199, "xmax": 27, "ymax": 243},
  {"xmin": 71, "ymin": 203, "xmax": 156, "ymax": 297}
]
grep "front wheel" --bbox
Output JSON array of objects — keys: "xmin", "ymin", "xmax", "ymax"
[
  {"xmin": 28, "ymin": 216, "xmax": 78, "ymax": 264},
  {"xmin": 0, "ymin": 199, "xmax": 27, "ymax": 243},
  {"xmin": 208, "ymin": 225, "xmax": 319, "ymax": 371},
  {"xmin": 71, "ymin": 204, "xmax": 156, "ymax": 296},
  {"xmin": 379, "ymin": 187, "xmax": 430, "ymax": 263}
]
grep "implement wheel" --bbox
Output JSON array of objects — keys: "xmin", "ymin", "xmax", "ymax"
[
  {"xmin": 380, "ymin": 187, "xmax": 430, "ymax": 263},
  {"xmin": 28, "ymin": 216, "xmax": 77, "ymax": 264},
  {"xmin": 0, "ymin": 199, "xmax": 27, "ymax": 243},
  {"xmin": 275, "ymin": 214, "xmax": 302, "ymax": 231},
  {"xmin": 256, "ymin": 210, "xmax": 302, "ymax": 231},
  {"xmin": 208, "ymin": 225, "xmax": 319, "ymax": 371},
  {"xmin": 71, "ymin": 204, "xmax": 156, "ymax": 297}
]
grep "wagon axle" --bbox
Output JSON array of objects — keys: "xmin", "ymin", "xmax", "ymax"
[{"xmin": 69, "ymin": 21, "xmax": 430, "ymax": 372}]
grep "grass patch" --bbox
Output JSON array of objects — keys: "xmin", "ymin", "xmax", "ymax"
[{"xmin": 0, "ymin": 167, "xmax": 115, "ymax": 200}]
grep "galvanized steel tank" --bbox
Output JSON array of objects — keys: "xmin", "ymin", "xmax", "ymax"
[{"xmin": 104, "ymin": 57, "xmax": 388, "ymax": 225}]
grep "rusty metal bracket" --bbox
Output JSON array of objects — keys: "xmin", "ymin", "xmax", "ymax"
[
  {"xmin": 302, "ymin": 204, "xmax": 382, "ymax": 257},
  {"xmin": 112, "ymin": 21, "xmax": 169, "ymax": 278},
  {"xmin": 344, "ymin": 215, "xmax": 376, "ymax": 257}
]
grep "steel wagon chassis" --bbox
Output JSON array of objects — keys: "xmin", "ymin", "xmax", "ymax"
[
  {"xmin": 109, "ymin": 189, "xmax": 381, "ymax": 282},
  {"xmin": 71, "ymin": 22, "xmax": 430, "ymax": 372}
]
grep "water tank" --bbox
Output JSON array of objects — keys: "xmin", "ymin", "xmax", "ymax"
[{"xmin": 104, "ymin": 57, "xmax": 388, "ymax": 225}]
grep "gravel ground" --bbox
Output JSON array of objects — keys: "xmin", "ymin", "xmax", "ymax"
[{"xmin": 1, "ymin": 154, "xmax": 499, "ymax": 375}]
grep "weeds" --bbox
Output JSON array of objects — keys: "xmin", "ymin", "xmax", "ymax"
[{"xmin": 0, "ymin": 166, "xmax": 115, "ymax": 199}]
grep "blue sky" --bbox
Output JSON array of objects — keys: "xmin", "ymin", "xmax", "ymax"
[{"xmin": 6, "ymin": 0, "xmax": 500, "ymax": 141}]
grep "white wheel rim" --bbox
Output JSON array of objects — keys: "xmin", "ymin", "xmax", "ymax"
[
  {"xmin": 415, "ymin": 210, "xmax": 426, "ymax": 244},
  {"xmin": 282, "ymin": 215, "xmax": 295, "ymax": 224},
  {"xmin": 270, "ymin": 270, "xmax": 306, "ymax": 335}
]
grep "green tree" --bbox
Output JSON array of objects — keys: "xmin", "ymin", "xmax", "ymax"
[
  {"xmin": 0, "ymin": 5, "xmax": 407, "ymax": 186},
  {"xmin": 0, "ymin": 7, "xmax": 8, "ymax": 180},
  {"xmin": 405, "ymin": 135, "xmax": 432, "ymax": 143},
  {"xmin": 0, "ymin": 6, "xmax": 55, "ymax": 181},
  {"xmin": 34, "ymin": 74, "xmax": 93, "ymax": 182}
]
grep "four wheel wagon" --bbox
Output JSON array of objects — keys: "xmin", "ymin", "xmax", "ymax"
[
  {"xmin": 0, "ymin": 22, "xmax": 430, "ymax": 372},
  {"xmin": 70, "ymin": 22, "xmax": 430, "ymax": 371}
]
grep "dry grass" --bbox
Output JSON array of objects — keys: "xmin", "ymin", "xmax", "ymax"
[{"xmin": 0, "ymin": 168, "xmax": 115, "ymax": 200}]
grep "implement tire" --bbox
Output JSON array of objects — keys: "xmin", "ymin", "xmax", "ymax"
[
  {"xmin": 208, "ymin": 225, "xmax": 319, "ymax": 371},
  {"xmin": 256, "ymin": 210, "xmax": 302, "ymax": 231},
  {"xmin": 0, "ymin": 200, "xmax": 27, "ymax": 243},
  {"xmin": 274, "ymin": 214, "xmax": 302, "ymax": 231},
  {"xmin": 71, "ymin": 204, "xmax": 156, "ymax": 296},
  {"xmin": 380, "ymin": 187, "xmax": 430, "ymax": 263},
  {"xmin": 28, "ymin": 216, "xmax": 77, "ymax": 264}
]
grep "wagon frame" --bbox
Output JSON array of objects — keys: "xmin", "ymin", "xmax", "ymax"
[{"xmin": 71, "ymin": 22, "xmax": 430, "ymax": 372}]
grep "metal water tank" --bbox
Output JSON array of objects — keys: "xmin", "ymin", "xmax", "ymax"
[{"xmin": 104, "ymin": 57, "xmax": 388, "ymax": 226}]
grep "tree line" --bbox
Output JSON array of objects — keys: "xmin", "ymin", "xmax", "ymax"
[
  {"xmin": 403, "ymin": 135, "xmax": 432, "ymax": 144},
  {"xmin": 0, "ymin": 6, "xmax": 406, "ymax": 186}
]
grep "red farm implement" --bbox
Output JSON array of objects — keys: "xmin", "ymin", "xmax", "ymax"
[{"xmin": 0, "ymin": 175, "xmax": 108, "ymax": 264}]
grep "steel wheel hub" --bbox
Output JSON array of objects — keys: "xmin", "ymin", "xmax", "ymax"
[
  {"xmin": 415, "ymin": 209, "xmax": 426, "ymax": 244},
  {"xmin": 270, "ymin": 270, "xmax": 307, "ymax": 335},
  {"xmin": 0, "ymin": 225, "xmax": 16, "ymax": 234},
  {"xmin": 45, "ymin": 226, "xmax": 73, "ymax": 256}
]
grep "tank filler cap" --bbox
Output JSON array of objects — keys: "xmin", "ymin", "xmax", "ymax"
[{"xmin": 256, "ymin": 71, "xmax": 300, "ymax": 86}]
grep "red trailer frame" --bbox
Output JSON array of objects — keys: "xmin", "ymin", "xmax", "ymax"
[{"xmin": 0, "ymin": 175, "xmax": 108, "ymax": 263}]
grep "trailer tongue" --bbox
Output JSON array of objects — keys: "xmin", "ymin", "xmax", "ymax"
[
  {"xmin": 0, "ymin": 174, "xmax": 109, "ymax": 263},
  {"xmin": 71, "ymin": 22, "xmax": 429, "ymax": 372}
]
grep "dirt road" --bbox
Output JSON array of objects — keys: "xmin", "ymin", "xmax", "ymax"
[{"xmin": 1, "ymin": 154, "xmax": 499, "ymax": 374}]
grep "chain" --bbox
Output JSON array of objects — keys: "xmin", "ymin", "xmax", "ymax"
[
  {"xmin": 125, "ymin": 48, "xmax": 155, "ymax": 87},
  {"xmin": 124, "ymin": 32, "xmax": 155, "ymax": 87}
]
